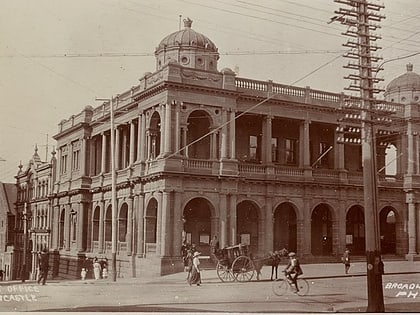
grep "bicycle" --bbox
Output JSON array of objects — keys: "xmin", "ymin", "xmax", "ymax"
[{"xmin": 272, "ymin": 272, "xmax": 309, "ymax": 296}]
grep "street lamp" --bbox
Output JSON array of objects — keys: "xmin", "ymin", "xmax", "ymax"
[{"xmin": 96, "ymin": 96, "xmax": 117, "ymax": 282}]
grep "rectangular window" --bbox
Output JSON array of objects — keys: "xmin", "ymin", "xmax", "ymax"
[
  {"xmin": 271, "ymin": 138, "xmax": 278, "ymax": 162},
  {"xmin": 60, "ymin": 155, "xmax": 67, "ymax": 174},
  {"xmin": 285, "ymin": 138, "xmax": 297, "ymax": 164},
  {"xmin": 72, "ymin": 150, "xmax": 80, "ymax": 171},
  {"xmin": 318, "ymin": 142, "xmax": 330, "ymax": 167},
  {"xmin": 72, "ymin": 140, "xmax": 80, "ymax": 171},
  {"xmin": 249, "ymin": 135, "xmax": 261, "ymax": 161}
]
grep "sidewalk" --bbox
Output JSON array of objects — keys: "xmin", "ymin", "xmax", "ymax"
[{"xmin": 1, "ymin": 259, "xmax": 418, "ymax": 287}]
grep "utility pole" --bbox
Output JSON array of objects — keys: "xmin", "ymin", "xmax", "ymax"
[
  {"xmin": 96, "ymin": 96, "xmax": 118, "ymax": 282},
  {"xmin": 333, "ymin": 0, "xmax": 385, "ymax": 312}
]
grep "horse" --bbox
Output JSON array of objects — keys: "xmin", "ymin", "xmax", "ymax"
[{"xmin": 252, "ymin": 248, "xmax": 289, "ymax": 281}]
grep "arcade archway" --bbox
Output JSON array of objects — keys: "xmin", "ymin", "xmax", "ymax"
[
  {"xmin": 380, "ymin": 207, "xmax": 397, "ymax": 254},
  {"xmin": 311, "ymin": 204, "xmax": 333, "ymax": 255},
  {"xmin": 273, "ymin": 203, "xmax": 297, "ymax": 252},
  {"xmin": 345, "ymin": 206, "xmax": 365, "ymax": 254},
  {"xmin": 237, "ymin": 201, "xmax": 259, "ymax": 255},
  {"xmin": 183, "ymin": 198, "xmax": 213, "ymax": 255}
]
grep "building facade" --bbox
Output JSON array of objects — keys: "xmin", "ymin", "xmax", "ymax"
[
  {"xmin": 14, "ymin": 146, "xmax": 57, "ymax": 280},
  {"xmin": 29, "ymin": 19, "xmax": 420, "ymax": 279},
  {"xmin": 0, "ymin": 182, "xmax": 17, "ymax": 280}
]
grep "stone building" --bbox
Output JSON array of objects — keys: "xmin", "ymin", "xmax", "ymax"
[
  {"xmin": 45, "ymin": 18, "xmax": 419, "ymax": 279},
  {"xmin": 0, "ymin": 182, "xmax": 17, "ymax": 280},
  {"xmin": 14, "ymin": 146, "xmax": 57, "ymax": 280}
]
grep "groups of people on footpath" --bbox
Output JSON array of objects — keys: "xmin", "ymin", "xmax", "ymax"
[
  {"xmin": 181, "ymin": 235, "xmax": 356, "ymax": 289},
  {"xmin": 81, "ymin": 257, "xmax": 108, "ymax": 280}
]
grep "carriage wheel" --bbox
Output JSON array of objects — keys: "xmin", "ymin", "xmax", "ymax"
[
  {"xmin": 232, "ymin": 256, "xmax": 255, "ymax": 282},
  {"xmin": 216, "ymin": 261, "xmax": 235, "ymax": 282}
]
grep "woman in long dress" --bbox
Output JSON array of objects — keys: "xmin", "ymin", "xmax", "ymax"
[
  {"xmin": 188, "ymin": 251, "xmax": 201, "ymax": 286},
  {"xmin": 93, "ymin": 257, "xmax": 102, "ymax": 280}
]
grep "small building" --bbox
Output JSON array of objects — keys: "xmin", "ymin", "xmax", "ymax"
[{"xmin": 0, "ymin": 182, "xmax": 17, "ymax": 280}]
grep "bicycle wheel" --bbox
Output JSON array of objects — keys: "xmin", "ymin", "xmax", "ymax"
[
  {"xmin": 272, "ymin": 279, "xmax": 288, "ymax": 296},
  {"xmin": 296, "ymin": 278, "xmax": 309, "ymax": 296}
]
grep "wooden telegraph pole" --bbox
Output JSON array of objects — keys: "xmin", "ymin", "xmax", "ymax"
[{"xmin": 333, "ymin": 0, "xmax": 386, "ymax": 312}]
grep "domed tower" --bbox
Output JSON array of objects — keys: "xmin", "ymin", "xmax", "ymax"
[
  {"xmin": 384, "ymin": 63, "xmax": 420, "ymax": 104},
  {"xmin": 154, "ymin": 18, "xmax": 219, "ymax": 72}
]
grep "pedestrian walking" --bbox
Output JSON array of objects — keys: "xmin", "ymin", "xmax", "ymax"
[
  {"xmin": 188, "ymin": 251, "xmax": 202, "ymax": 286},
  {"xmin": 37, "ymin": 248, "xmax": 49, "ymax": 285},
  {"xmin": 210, "ymin": 235, "xmax": 220, "ymax": 263},
  {"xmin": 342, "ymin": 249, "xmax": 351, "ymax": 274},
  {"xmin": 184, "ymin": 249, "xmax": 193, "ymax": 281},
  {"xmin": 93, "ymin": 257, "xmax": 102, "ymax": 280},
  {"xmin": 102, "ymin": 258, "xmax": 108, "ymax": 279},
  {"xmin": 81, "ymin": 268, "xmax": 87, "ymax": 280}
]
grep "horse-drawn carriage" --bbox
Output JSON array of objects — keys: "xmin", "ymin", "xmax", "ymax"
[{"xmin": 215, "ymin": 244, "xmax": 288, "ymax": 282}]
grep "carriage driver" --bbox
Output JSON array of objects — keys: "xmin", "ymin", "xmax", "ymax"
[{"xmin": 284, "ymin": 252, "xmax": 303, "ymax": 292}]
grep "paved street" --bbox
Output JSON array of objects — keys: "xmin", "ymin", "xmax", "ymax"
[{"xmin": 0, "ymin": 260, "xmax": 419, "ymax": 313}]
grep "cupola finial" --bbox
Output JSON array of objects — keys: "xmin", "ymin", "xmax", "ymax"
[
  {"xmin": 183, "ymin": 17, "xmax": 192, "ymax": 28},
  {"xmin": 407, "ymin": 63, "xmax": 413, "ymax": 72}
]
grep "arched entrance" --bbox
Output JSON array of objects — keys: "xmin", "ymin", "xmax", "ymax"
[
  {"xmin": 186, "ymin": 110, "xmax": 212, "ymax": 159},
  {"xmin": 273, "ymin": 203, "xmax": 297, "ymax": 252},
  {"xmin": 237, "ymin": 201, "xmax": 259, "ymax": 255},
  {"xmin": 380, "ymin": 207, "xmax": 397, "ymax": 254},
  {"xmin": 311, "ymin": 204, "xmax": 333, "ymax": 255},
  {"xmin": 183, "ymin": 198, "xmax": 212, "ymax": 255},
  {"xmin": 345, "ymin": 206, "xmax": 365, "ymax": 254}
]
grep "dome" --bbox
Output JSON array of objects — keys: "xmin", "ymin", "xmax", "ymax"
[
  {"xmin": 156, "ymin": 18, "xmax": 218, "ymax": 53},
  {"xmin": 386, "ymin": 63, "xmax": 420, "ymax": 93}
]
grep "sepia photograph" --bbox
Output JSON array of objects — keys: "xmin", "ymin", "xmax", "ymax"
[{"xmin": 0, "ymin": 0, "xmax": 419, "ymax": 313}]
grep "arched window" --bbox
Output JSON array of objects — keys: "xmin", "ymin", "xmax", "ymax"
[
  {"xmin": 59, "ymin": 209, "xmax": 65, "ymax": 248},
  {"xmin": 118, "ymin": 204, "xmax": 128, "ymax": 242},
  {"xmin": 105, "ymin": 206, "xmax": 112, "ymax": 241},
  {"xmin": 92, "ymin": 206, "xmax": 100, "ymax": 241}
]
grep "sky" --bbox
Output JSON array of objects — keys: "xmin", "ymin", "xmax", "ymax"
[{"xmin": 1, "ymin": 0, "xmax": 419, "ymax": 182}]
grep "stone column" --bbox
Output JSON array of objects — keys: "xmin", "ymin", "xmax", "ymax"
[
  {"xmin": 219, "ymin": 194, "xmax": 228, "ymax": 248},
  {"xmin": 407, "ymin": 198, "xmax": 417, "ymax": 255},
  {"xmin": 302, "ymin": 120, "xmax": 310, "ymax": 167},
  {"xmin": 182, "ymin": 128, "xmax": 188, "ymax": 157},
  {"xmin": 229, "ymin": 194, "xmax": 237, "ymax": 246},
  {"xmin": 127, "ymin": 197, "xmax": 133, "ymax": 254},
  {"xmin": 221, "ymin": 109, "xmax": 228, "ymax": 160},
  {"xmin": 175, "ymin": 104, "xmax": 181, "ymax": 155},
  {"xmin": 76, "ymin": 203, "xmax": 84, "ymax": 251},
  {"xmin": 137, "ymin": 194, "xmax": 145, "ymax": 257},
  {"xmin": 164, "ymin": 103, "xmax": 172, "ymax": 155},
  {"xmin": 265, "ymin": 197, "xmax": 273, "ymax": 252},
  {"xmin": 160, "ymin": 106, "xmax": 166, "ymax": 156},
  {"xmin": 101, "ymin": 133, "xmax": 107, "ymax": 173},
  {"xmin": 263, "ymin": 116, "xmax": 273, "ymax": 164},
  {"xmin": 65, "ymin": 206, "xmax": 71, "ymax": 250},
  {"xmin": 115, "ymin": 127, "xmax": 120, "ymax": 170},
  {"xmin": 79, "ymin": 138, "xmax": 86, "ymax": 176},
  {"xmin": 140, "ymin": 114, "xmax": 146, "ymax": 162},
  {"xmin": 122, "ymin": 126, "xmax": 128, "ymax": 168},
  {"xmin": 160, "ymin": 191, "xmax": 172, "ymax": 257},
  {"xmin": 173, "ymin": 191, "xmax": 183, "ymax": 258},
  {"xmin": 334, "ymin": 129, "xmax": 345, "ymax": 169},
  {"xmin": 156, "ymin": 191, "xmax": 163, "ymax": 256},
  {"xmin": 129, "ymin": 120, "xmax": 136, "ymax": 165},
  {"xmin": 229, "ymin": 110, "xmax": 236, "ymax": 159},
  {"xmin": 211, "ymin": 131, "xmax": 218, "ymax": 160}
]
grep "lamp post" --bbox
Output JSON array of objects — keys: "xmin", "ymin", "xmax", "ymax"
[{"xmin": 96, "ymin": 96, "xmax": 117, "ymax": 282}]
